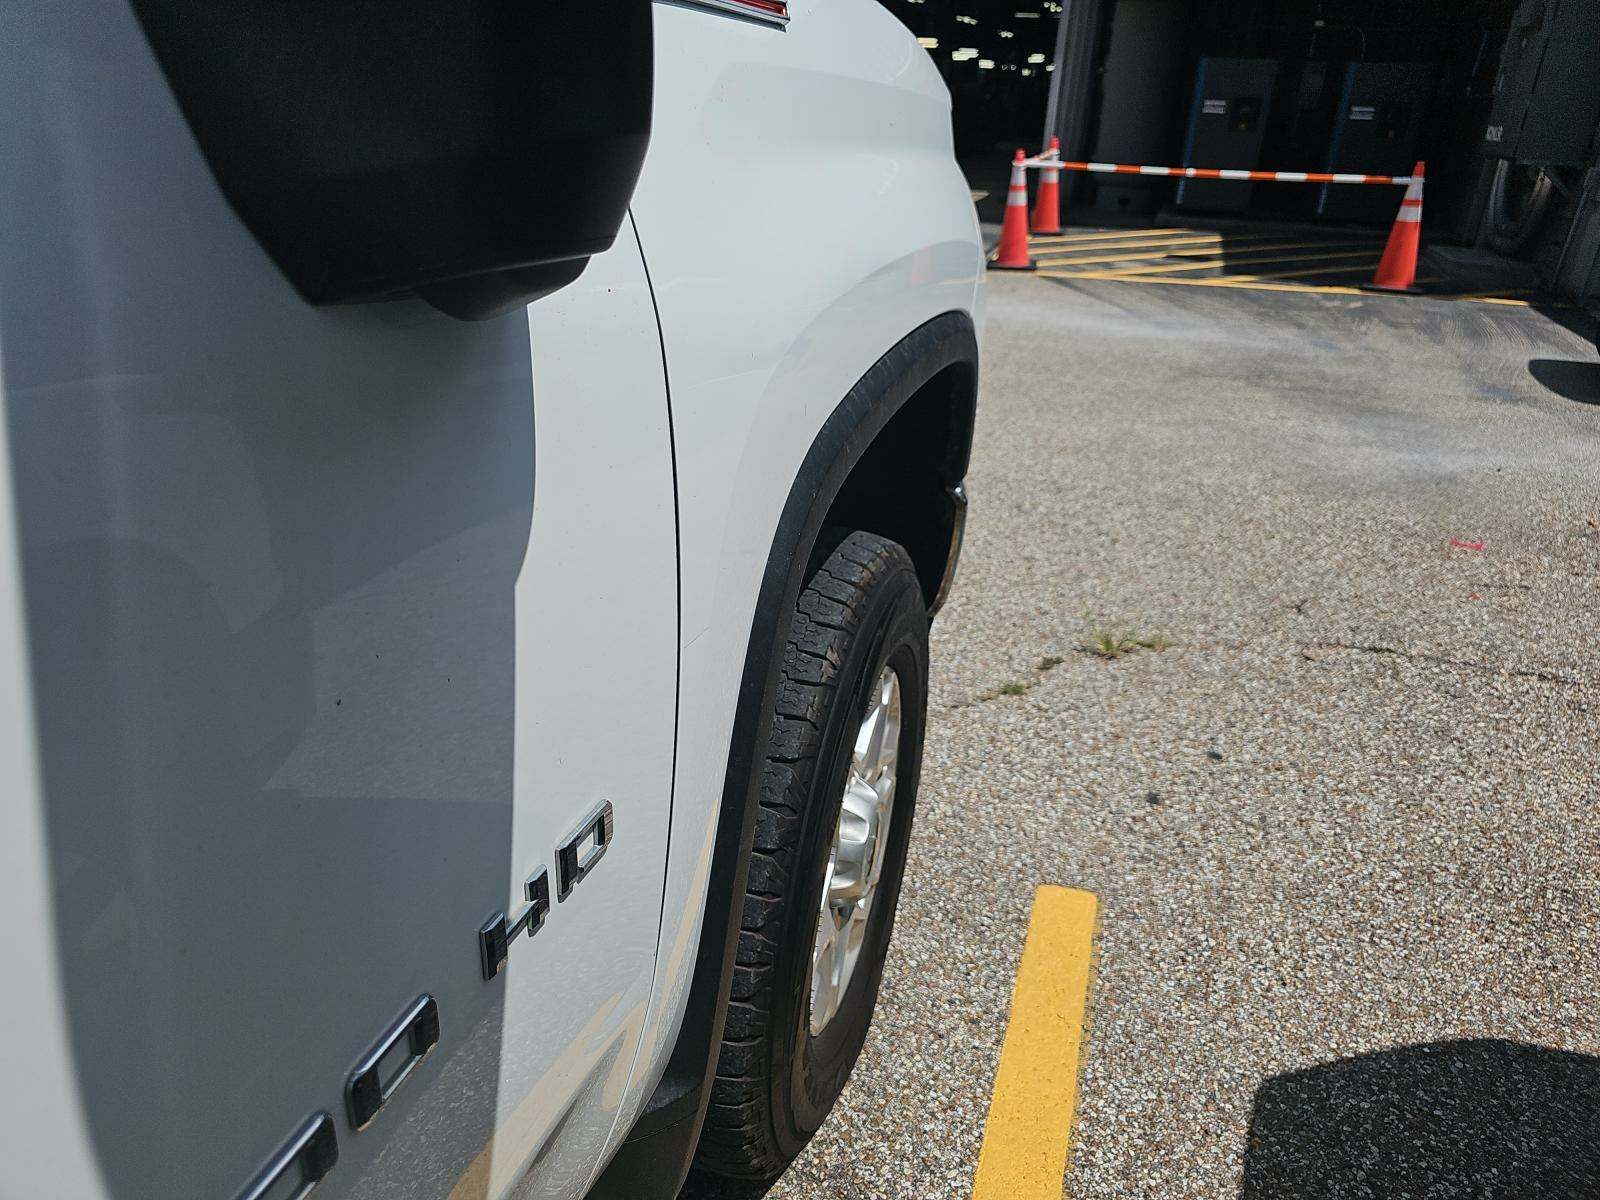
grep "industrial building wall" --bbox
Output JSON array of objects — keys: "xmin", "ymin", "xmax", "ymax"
[
  {"xmin": 1091, "ymin": 0, "xmax": 1187, "ymax": 214},
  {"xmin": 1044, "ymin": 0, "xmax": 1517, "ymax": 231}
]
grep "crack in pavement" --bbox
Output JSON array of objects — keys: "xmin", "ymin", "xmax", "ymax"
[{"xmin": 1304, "ymin": 641, "xmax": 1585, "ymax": 687}]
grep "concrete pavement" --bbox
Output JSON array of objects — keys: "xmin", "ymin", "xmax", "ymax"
[{"xmin": 768, "ymin": 272, "xmax": 1600, "ymax": 1198}]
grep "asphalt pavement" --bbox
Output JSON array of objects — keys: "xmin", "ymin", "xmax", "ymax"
[{"xmin": 767, "ymin": 271, "xmax": 1600, "ymax": 1198}]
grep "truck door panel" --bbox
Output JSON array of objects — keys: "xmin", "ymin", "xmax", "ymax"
[{"xmin": 0, "ymin": 6, "xmax": 674, "ymax": 1199}]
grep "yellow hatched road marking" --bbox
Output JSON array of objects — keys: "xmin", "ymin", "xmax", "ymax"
[
  {"xmin": 1092, "ymin": 247, "xmax": 1381, "ymax": 278},
  {"xmin": 1032, "ymin": 234, "xmax": 1230, "ymax": 258},
  {"xmin": 1032, "ymin": 234, "xmax": 1312, "ymax": 268},
  {"xmin": 1466, "ymin": 294, "xmax": 1537, "ymax": 306},
  {"xmin": 1247, "ymin": 262, "xmax": 1384, "ymax": 281},
  {"xmin": 1157, "ymin": 239, "xmax": 1380, "ymax": 260},
  {"xmin": 1036, "ymin": 268, "xmax": 1378, "ymax": 290},
  {"xmin": 971, "ymin": 886, "xmax": 1098, "ymax": 1200},
  {"xmin": 1033, "ymin": 269, "xmax": 1468, "ymax": 297},
  {"xmin": 1022, "ymin": 234, "xmax": 1536, "ymax": 301},
  {"xmin": 1032, "ymin": 233, "xmax": 1240, "ymax": 254},
  {"xmin": 1028, "ymin": 226, "xmax": 1211, "ymax": 245}
]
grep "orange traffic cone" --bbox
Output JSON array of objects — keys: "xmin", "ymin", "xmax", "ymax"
[
  {"xmin": 1366, "ymin": 161, "xmax": 1425, "ymax": 294},
  {"xmin": 990, "ymin": 150, "xmax": 1034, "ymax": 271},
  {"xmin": 1031, "ymin": 136, "xmax": 1063, "ymax": 235}
]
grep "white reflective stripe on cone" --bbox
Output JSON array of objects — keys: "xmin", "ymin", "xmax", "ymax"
[{"xmin": 1395, "ymin": 176, "xmax": 1424, "ymax": 222}]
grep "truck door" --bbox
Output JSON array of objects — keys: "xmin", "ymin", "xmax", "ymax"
[{"xmin": 0, "ymin": 5, "xmax": 673, "ymax": 1199}]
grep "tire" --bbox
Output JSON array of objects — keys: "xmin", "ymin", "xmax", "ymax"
[
  {"xmin": 687, "ymin": 531, "xmax": 929, "ymax": 1196},
  {"xmin": 1485, "ymin": 159, "xmax": 1555, "ymax": 257}
]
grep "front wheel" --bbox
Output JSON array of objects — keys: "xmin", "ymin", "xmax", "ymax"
[{"xmin": 688, "ymin": 531, "xmax": 929, "ymax": 1195}]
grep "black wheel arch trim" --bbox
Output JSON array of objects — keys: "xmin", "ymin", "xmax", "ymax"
[{"xmin": 587, "ymin": 310, "xmax": 978, "ymax": 1199}]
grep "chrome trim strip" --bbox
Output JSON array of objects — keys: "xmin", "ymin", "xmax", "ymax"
[{"xmin": 661, "ymin": 0, "xmax": 790, "ymax": 28}]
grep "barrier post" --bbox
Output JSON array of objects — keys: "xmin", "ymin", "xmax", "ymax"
[{"xmin": 1031, "ymin": 137, "xmax": 1063, "ymax": 235}]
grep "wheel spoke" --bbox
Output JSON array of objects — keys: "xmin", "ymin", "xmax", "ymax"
[
  {"xmin": 811, "ymin": 929, "xmax": 838, "ymax": 1029},
  {"xmin": 830, "ymin": 914, "xmax": 853, "ymax": 992},
  {"xmin": 876, "ymin": 686, "xmax": 900, "ymax": 783},
  {"xmin": 809, "ymin": 663, "xmax": 904, "ymax": 1037},
  {"xmin": 844, "ymin": 906, "xmax": 868, "ymax": 959},
  {"xmin": 830, "ymin": 784, "xmax": 875, "ymax": 904},
  {"xmin": 853, "ymin": 703, "xmax": 884, "ymax": 780}
]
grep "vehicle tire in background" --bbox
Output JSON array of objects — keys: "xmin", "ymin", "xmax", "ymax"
[
  {"xmin": 1485, "ymin": 159, "xmax": 1556, "ymax": 257},
  {"xmin": 687, "ymin": 531, "xmax": 929, "ymax": 1196}
]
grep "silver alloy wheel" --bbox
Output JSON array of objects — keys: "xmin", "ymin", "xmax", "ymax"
[{"xmin": 809, "ymin": 663, "xmax": 901, "ymax": 1036}]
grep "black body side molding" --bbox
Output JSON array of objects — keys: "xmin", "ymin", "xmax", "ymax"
[{"xmin": 588, "ymin": 311, "xmax": 979, "ymax": 1199}]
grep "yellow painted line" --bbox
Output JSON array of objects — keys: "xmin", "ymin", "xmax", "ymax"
[
  {"xmin": 1031, "ymin": 234, "xmax": 1290, "ymax": 268},
  {"xmin": 971, "ymin": 885, "xmax": 1098, "ymax": 1200},
  {"xmin": 1032, "ymin": 233, "xmax": 1229, "ymax": 259},
  {"xmin": 1447, "ymin": 292, "xmax": 1536, "ymax": 306},
  {"xmin": 1034, "ymin": 230, "xmax": 1308, "ymax": 251},
  {"xmin": 1034, "ymin": 269, "xmax": 1447, "ymax": 297},
  {"xmin": 1251, "ymin": 262, "xmax": 1382, "ymax": 281},
  {"xmin": 1032, "ymin": 232, "xmax": 1233, "ymax": 253},
  {"xmin": 1159, "ymin": 239, "xmax": 1379, "ymax": 260},
  {"xmin": 1034, "ymin": 237, "xmax": 1377, "ymax": 268},
  {"xmin": 1094, "ymin": 248, "xmax": 1381, "ymax": 278},
  {"xmin": 1028, "ymin": 226, "xmax": 1210, "ymax": 245},
  {"xmin": 1035, "ymin": 268, "xmax": 1374, "ymax": 291},
  {"xmin": 1032, "ymin": 264, "xmax": 1527, "ymax": 304},
  {"xmin": 1087, "ymin": 246, "xmax": 1379, "ymax": 277}
]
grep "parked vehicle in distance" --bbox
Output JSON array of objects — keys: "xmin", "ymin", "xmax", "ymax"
[{"xmin": 0, "ymin": 2, "xmax": 981, "ymax": 1197}]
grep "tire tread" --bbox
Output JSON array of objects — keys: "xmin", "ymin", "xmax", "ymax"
[{"xmin": 691, "ymin": 532, "xmax": 919, "ymax": 1186}]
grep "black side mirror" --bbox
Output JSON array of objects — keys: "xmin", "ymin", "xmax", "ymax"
[{"xmin": 130, "ymin": 2, "xmax": 654, "ymax": 319}]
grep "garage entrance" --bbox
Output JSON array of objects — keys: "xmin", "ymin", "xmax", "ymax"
[
  {"xmin": 882, "ymin": 0, "xmax": 1600, "ymax": 306},
  {"xmin": 884, "ymin": 0, "xmax": 1515, "ymax": 229}
]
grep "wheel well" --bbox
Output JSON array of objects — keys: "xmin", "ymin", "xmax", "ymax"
[
  {"xmin": 814, "ymin": 359, "xmax": 977, "ymax": 612},
  {"xmin": 589, "ymin": 313, "xmax": 978, "ymax": 1200}
]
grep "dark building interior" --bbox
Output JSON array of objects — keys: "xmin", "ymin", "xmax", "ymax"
[
  {"xmin": 877, "ymin": 0, "xmax": 1062, "ymax": 156},
  {"xmin": 878, "ymin": 0, "xmax": 1522, "ymax": 236}
]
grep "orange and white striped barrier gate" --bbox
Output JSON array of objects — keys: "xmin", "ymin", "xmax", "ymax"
[
  {"xmin": 1021, "ymin": 158, "xmax": 1420, "ymax": 187},
  {"xmin": 1003, "ymin": 151, "xmax": 1427, "ymax": 292}
]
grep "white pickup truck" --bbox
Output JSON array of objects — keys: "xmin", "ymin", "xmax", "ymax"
[{"xmin": 0, "ymin": 2, "xmax": 982, "ymax": 1197}]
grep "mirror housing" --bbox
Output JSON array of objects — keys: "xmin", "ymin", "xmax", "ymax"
[{"xmin": 131, "ymin": 2, "xmax": 654, "ymax": 319}]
